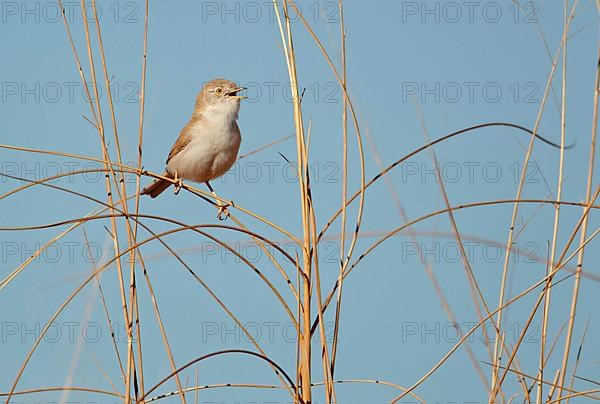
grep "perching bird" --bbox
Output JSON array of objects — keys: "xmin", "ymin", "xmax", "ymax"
[{"xmin": 142, "ymin": 78, "xmax": 245, "ymax": 218}]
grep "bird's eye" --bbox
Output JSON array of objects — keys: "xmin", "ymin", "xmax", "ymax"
[{"xmin": 215, "ymin": 87, "xmax": 223, "ymax": 95}]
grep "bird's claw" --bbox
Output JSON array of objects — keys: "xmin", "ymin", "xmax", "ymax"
[
  {"xmin": 216, "ymin": 200, "xmax": 234, "ymax": 221},
  {"xmin": 173, "ymin": 178, "xmax": 183, "ymax": 195}
]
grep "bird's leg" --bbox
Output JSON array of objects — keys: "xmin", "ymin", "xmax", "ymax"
[
  {"xmin": 205, "ymin": 181, "xmax": 234, "ymax": 221},
  {"xmin": 173, "ymin": 171, "xmax": 183, "ymax": 195}
]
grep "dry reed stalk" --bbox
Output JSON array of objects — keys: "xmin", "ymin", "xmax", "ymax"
[
  {"xmin": 556, "ymin": 27, "xmax": 600, "ymax": 404},
  {"xmin": 331, "ymin": 0, "xmax": 348, "ymax": 384},
  {"xmin": 490, "ymin": 2, "xmax": 580, "ymax": 398},
  {"xmin": 536, "ymin": 3, "xmax": 569, "ymax": 401},
  {"xmin": 271, "ymin": 2, "xmax": 314, "ymax": 401}
]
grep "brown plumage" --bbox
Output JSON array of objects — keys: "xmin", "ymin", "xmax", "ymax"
[{"xmin": 141, "ymin": 176, "xmax": 173, "ymax": 198}]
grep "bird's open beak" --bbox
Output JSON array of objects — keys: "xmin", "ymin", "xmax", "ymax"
[{"xmin": 227, "ymin": 87, "xmax": 247, "ymax": 99}]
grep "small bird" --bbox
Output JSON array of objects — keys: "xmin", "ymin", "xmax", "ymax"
[{"xmin": 142, "ymin": 78, "xmax": 246, "ymax": 218}]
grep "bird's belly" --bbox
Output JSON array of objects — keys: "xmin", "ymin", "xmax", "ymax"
[{"xmin": 167, "ymin": 131, "xmax": 241, "ymax": 183}]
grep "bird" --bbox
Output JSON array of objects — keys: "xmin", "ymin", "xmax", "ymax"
[{"xmin": 141, "ymin": 78, "xmax": 246, "ymax": 219}]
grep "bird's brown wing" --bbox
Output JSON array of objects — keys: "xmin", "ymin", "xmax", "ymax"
[
  {"xmin": 166, "ymin": 127, "xmax": 193, "ymax": 165},
  {"xmin": 142, "ymin": 127, "xmax": 194, "ymax": 198}
]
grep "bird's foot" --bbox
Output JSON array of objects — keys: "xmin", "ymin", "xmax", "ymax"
[
  {"xmin": 173, "ymin": 175, "xmax": 183, "ymax": 195},
  {"xmin": 216, "ymin": 200, "xmax": 234, "ymax": 221}
]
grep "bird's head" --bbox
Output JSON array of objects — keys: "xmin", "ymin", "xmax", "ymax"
[{"xmin": 194, "ymin": 78, "xmax": 246, "ymax": 121}]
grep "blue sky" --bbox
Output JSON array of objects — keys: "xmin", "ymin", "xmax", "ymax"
[{"xmin": 1, "ymin": 1, "xmax": 599, "ymax": 403}]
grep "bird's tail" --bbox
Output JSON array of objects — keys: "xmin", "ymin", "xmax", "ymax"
[{"xmin": 141, "ymin": 173, "xmax": 172, "ymax": 198}]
